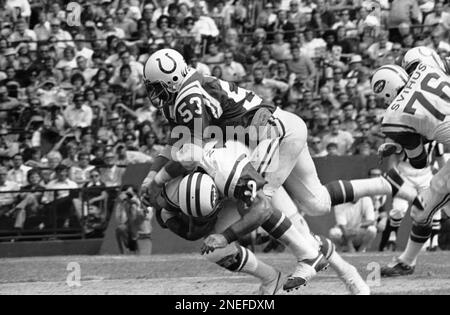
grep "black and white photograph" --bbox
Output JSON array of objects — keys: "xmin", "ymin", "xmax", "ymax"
[{"xmin": 0, "ymin": 0, "xmax": 450, "ymax": 301}]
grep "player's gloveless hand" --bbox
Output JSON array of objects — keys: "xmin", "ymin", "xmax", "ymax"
[
  {"xmin": 201, "ymin": 234, "xmax": 228, "ymax": 254},
  {"xmin": 142, "ymin": 180, "xmax": 163, "ymax": 209}
]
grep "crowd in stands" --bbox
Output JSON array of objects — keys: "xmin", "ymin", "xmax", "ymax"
[{"xmin": 0, "ymin": 0, "xmax": 450, "ymax": 238}]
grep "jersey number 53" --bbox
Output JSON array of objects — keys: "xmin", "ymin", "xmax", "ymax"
[{"xmin": 177, "ymin": 97, "xmax": 203, "ymax": 123}]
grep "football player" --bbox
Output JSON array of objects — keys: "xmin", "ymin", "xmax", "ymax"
[
  {"xmin": 141, "ymin": 48, "xmax": 420, "ymax": 288},
  {"xmin": 371, "ymin": 54, "xmax": 450, "ymax": 276},
  {"xmin": 156, "ymin": 140, "xmax": 370, "ymax": 295}
]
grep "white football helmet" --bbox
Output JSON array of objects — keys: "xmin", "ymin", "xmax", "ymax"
[
  {"xmin": 371, "ymin": 64, "xmax": 409, "ymax": 106},
  {"xmin": 402, "ymin": 46, "xmax": 449, "ymax": 74},
  {"xmin": 178, "ymin": 172, "xmax": 220, "ymax": 218},
  {"xmin": 143, "ymin": 48, "xmax": 189, "ymax": 107}
]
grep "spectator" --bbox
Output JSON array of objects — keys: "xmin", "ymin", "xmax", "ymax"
[
  {"xmin": 287, "ymin": 46, "xmax": 316, "ymax": 84},
  {"xmin": 329, "ymin": 197, "xmax": 377, "ymax": 252},
  {"xmin": 191, "ymin": 6, "xmax": 219, "ymax": 38},
  {"xmin": 0, "ymin": 128, "xmax": 19, "ymax": 158},
  {"xmin": 367, "ymin": 30, "xmax": 393, "ymax": 62},
  {"xmin": 314, "ymin": 0, "xmax": 335, "ymax": 28},
  {"xmin": 64, "ymin": 93, "xmax": 93, "ymax": 129},
  {"xmin": 301, "ymin": 28, "xmax": 327, "ymax": 59},
  {"xmin": 9, "ymin": 19, "xmax": 37, "ymax": 50},
  {"xmin": 11, "ymin": 168, "xmax": 45, "ymax": 230},
  {"xmin": 351, "ymin": 122, "xmax": 383, "ymax": 155},
  {"xmin": 332, "ymin": 9, "xmax": 356, "ymax": 36},
  {"xmin": 341, "ymin": 102, "xmax": 358, "ymax": 134},
  {"xmin": 0, "ymin": 165, "xmax": 19, "ymax": 217},
  {"xmin": 100, "ymin": 151, "xmax": 124, "ymax": 187},
  {"xmin": 322, "ymin": 117, "xmax": 354, "ymax": 155},
  {"xmin": 48, "ymin": 18, "xmax": 74, "ymax": 53},
  {"xmin": 275, "ymin": 10, "xmax": 296, "ymax": 41},
  {"xmin": 288, "ymin": 0, "xmax": 304, "ymax": 30},
  {"xmin": 33, "ymin": 9, "xmax": 50, "ymax": 41},
  {"xmin": 76, "ymin": 56, "xmax": 97, "ymax": 83},
  {"xmin": 115, "ymin": 7, "xmax": 137, "ymax": 38},
  {"xmin": 326, "ymin": 142, "xmax": 340, "ymax": 156},
  {"xmin": 346, "ymin": 54, "xmax": 364, "ymax": 86},
  {"xmin": 244, "ymin": 67, "xmax": 289, "ymax": 104},
  {"xmin": 37, "ymin": 57, "xmax": 63, "ymax": 85},
  {"xmin": 203, "ymin": 41, "xmax": 225, "ymax": 65},
  {"xmin": 309, "ymin": 136, "xmax": 327, "ymax": 157},
  {"xmin": 0, "ymin": 84, "xmax": 20, "ymax": 121},
  {"xmin": 115, "ymin": 185, "xmax": 153, "ymax": 255},
  {"xmin": 41, "ymin": 164, "xmax": 78, "ymax": 228},
  {"xmin": 7, "ymin": 153, "xmax": 31, "ymax": 188},
  {"xmin": 427, "ymin": 30, "xmax": 450, "ymax": 53},
  {"xmin": 0, "ymin": 0, "xmax": 16, "ymax": 25},
  {"xmin": 140, "ymin": 130, "xmax": 164, "ymax": 159},
  {"xmin": 388, "ymin": 0, "xmax": 421, "ymax": 30},
  {"xmin": 424, "ymin": 1, "xmax": 450, "ymax": 31},
  {"xmin": 102, "ymin": 16, "xmax": 126, "ymax": 39},
  {"xmin": 56, "ymin": 46, "xmax": 77, "ymax": 70},
  {"xmin": 190, "ymin": 55, "xmax": 211, "ymax": 76},
  {"xmin": 112, "ymin": 49, "xmax": 144, "ymax": 83},
  {"xmin": 74, "ymin": 34, "xmax": 94, "ymax": 61},
  {"xmin": 253, "ymin": 48, "xmax": 277, "ymax": 77},
  {"xmin": 270, "ymin": 30, "xmax": 292, "ymax": 62},
  {"xmin": 221, "ymin": 51, "xmax": 246, "ymax": 83},
  {"xmin": 73, "ymin": 167, "xmax": 108, "ymax": 234}
]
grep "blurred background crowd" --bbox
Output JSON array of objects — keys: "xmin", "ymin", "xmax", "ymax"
[{"xmin": 0, "ymin": 0, "xmax": 450, "ymax": 248}]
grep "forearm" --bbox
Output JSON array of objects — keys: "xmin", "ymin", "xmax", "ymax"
[
  {"xmin": 152, "ymin": 160, "xmax": 188, "ymax": 187},
  {"xmin": 142, "ymin": 155, "xmax": 170, "ymax": 188},
  {"xmin": 222, "ymin": 194, "xmax": 271, "ymax": 243}
]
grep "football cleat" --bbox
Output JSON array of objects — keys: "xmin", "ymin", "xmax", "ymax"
[
  {"xmin": 258, "ymin": 271, "xmax": 286, "ymax": 295},
  {"xmin": 381, "ymin": 258, "xmax": 415, "ymax": 277},
  {"xmin": 283, "ymin": 254, "xmax": 329, "ymax": 292},
  {"xmin": 318, "ymin": 236, "xmax": 371, "ymax": 295}
]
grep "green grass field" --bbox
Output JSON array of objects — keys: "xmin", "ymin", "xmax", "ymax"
[{"xmin": 1, "ymin": 251, "xmax": 450, "ymax": 295}]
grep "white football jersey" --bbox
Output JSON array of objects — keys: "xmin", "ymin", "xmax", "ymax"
[{"xmin": 382, "ymin": 63, "xmax": 450, "ymax": 144}]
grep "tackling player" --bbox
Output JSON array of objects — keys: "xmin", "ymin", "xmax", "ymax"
[
  {"xmin": 141, "ymin": 48, "xmax": 421, "ymax": 288},
  {"xmin": 371, "ymin": 48, "xmax": 450, "ymax": 276}
]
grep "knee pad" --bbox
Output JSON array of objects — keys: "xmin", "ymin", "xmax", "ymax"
[
  {"xmin": 410, "ymin": 223, "xmax": 432, "ymax": 244},
  {"xmin": 203, "ymin": 243, "xmax": 245, "ymax": 272},
  {"xmin": 329, "ymin": 227, "xmax": 343, "ymax": 241}
]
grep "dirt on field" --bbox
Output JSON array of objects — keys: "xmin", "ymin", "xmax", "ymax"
[{"xmin": 0, "ymin": 252, "xmax": 450, "ymax": 295}]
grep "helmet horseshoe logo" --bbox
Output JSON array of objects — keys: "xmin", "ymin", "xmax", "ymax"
[{"xmin": 156, "ymin": 53, "xmax": 177, "ymax": 74}]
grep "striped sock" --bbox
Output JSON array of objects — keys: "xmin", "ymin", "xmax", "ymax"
[
  {"xmin": 262, "ymin": 209, "xmax": 318, "ymax": 260},
  {"xmin": 237, "ymin": 245, "xmax": 278, "ymax": 283},
  {"xmin": 326, "ymin": 177, "xmax": 392, "ymax": 206}
]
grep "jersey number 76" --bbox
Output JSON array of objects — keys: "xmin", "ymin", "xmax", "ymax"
[{"xmin": 403, "ymin": 72, "xmax": 447, "ymax": 121}]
